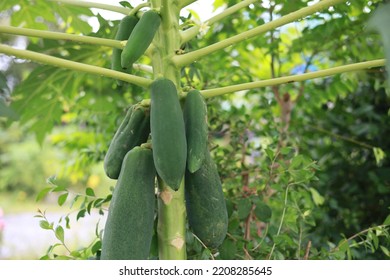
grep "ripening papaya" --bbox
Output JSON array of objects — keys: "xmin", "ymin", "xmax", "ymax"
[
  {"xmin": 100, "ymin": 146, "xmax": 156, "ymax": 260},
  {"xmin": 104, "ymin": 104, "xmax": 150, "ymax": 179},
  {"xmin": 121, "ymin": 10, "xmax": 161, "ymax": 70},
  {"xmin": 150, "ymin": 78, "xmax": 187, "ymax": 191}
]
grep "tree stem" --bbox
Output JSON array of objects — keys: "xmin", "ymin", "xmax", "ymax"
[
  {"xmin": 0, "ymin": 44, "xmax": 152, "ymax": 88},
  {"xmin": 173, "ymin": 0, "xmax": 347, "ymax": 67},
  {"xmin": 151, "ymin": 0, "xmax": 187, "ymax": 260},
  {"xmin": 157, "ymin": 177, "xmax": 187, "ymax": 260},
  {"xmin": 47, "ymin": 0, "xmax": 131, "ymax": 15},
  {"xmin": 200, "ymin": 59, "xmax": 386, "ymax": 98},
  {"xmin": 0, "ymin": 26, "xmax": 122, "ymax": 49}
]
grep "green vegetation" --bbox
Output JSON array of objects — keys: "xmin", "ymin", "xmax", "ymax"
[{"xmin": 0, "ymin": 0, "xmax": 389, "ymax": 260}]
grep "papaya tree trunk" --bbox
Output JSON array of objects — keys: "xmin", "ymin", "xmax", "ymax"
[{"xmin": 150, "ymin": 0, "xmax": 187, "ymax": 260}]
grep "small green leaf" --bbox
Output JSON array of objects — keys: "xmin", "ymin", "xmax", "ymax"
[
  {"xmin": 65, "ymin": 216, "xmax": 71, "ymax": 229},
  {"xmin": 87, "ymin": 200, "xmax": 94, "ymax": 215},
  {"xmin": 39, "ymin": 220, "xmax": 52, "ymax": 230},
  {"xmin": 46, "ymin": 175, "xmax": 57, "ymax": 185},
  {"xmin": 265, "ymin": 148, "xmax": 275, "ymax": 160},
  {"xmin": 289, "ymin": 155, "xmax": 304, "ymax": 169},
  {"xmin": 55, "ymin": 226, "xmax": 65, "ymax": 243},
  {"xmin": 309, "ymin": 188, "xmax": 325, "ymax": 206},
  {"xmin": 119, "ymin": 1, "xmax": 132, "ymax": 8},
  {"xmin": 93, "ymin": 198, "xmax": 105, "ymax": 208},
  {"xmin": 91, "ymin": 240, "xmax": 102, "ymax": 254},
  {"xmin": 219, "ymin": 239, "xmax": 237, "ymax": 260},
  {"xmin": 380, "ymin": 245, "xmax": 390, "ymax": 257},
  {"xmin": 280, "ymin": 147, "xmax": 292, "ymax": 155},
  {"xmin": 70, "ymin": 194, "xmax": 81, "ymax": 208},
  {"xmin": 36, "ymin": 187, "xmax": 52, "ymax": 202},
  {"xmin": 373, "ymin": 147, "xmax": 386, "ymax": 166},
  {"xmin": 254, "ymin": 201, "xmax": 272, "ymax": 222},
  {"xmin": 86, "ymin": 187, "xmax": 95, "ymax": 197},
  {"xmin": 237, "ymin": 198, "xmax": 252, "ymax": 220},
  {"xmin": 57, "ymin": 193, "xmax": 68, "ymax": 206},
  {"xmin": 52, "ymin": 185, "xmax": 67, "ymax": 192},
  {"xmin": 70, "ymin": 251, "xmax": 81, "ymax": 258},
  {"xmin": 77, "ymin": 209, "xmax": 86, "ymax": 221}
]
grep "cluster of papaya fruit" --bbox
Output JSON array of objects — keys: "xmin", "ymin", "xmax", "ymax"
[{"xmin": 100, "ymin": 10, "xmax": 228, "ymax": 260}]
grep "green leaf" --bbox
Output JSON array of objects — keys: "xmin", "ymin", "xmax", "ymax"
[
  {"xmin": 380, "ymin": 245, "xmax": 390, "ymax": 257},
  {"xmin": 52, "ymin": 185, "xmax": 67, "ymax": 192},
  {"xmin": 383, "ymin": 215, "xmax": 390, "ymax": 226},
  {"xmin": 265, "ymin": 148, "xmax": 274, "ymax": 160},
  {"xmin": 55, "ymin": 226, "xmax": 65, "ymax": 243},
  {"xmin": 77, "ymin": 209, "xmax": 86, "ymax": 221},
  {"xmin": 91, "ymin": 240, "xmax": 102, "ymax": 255},
  {"xmin": 254, "ymin": 201, "xmax": 272, "ymax": 222},
  {"xmin": 219, "ymin": 239, "xmax": 237, "ymax": 260},
  {"xmin": 39, "ymin": 220, "xmax": 52, "ymax": 230},
  {"xmin": 280, "ymin": 147, "xmax": 292, "ymax": 155},
  {"xmin": 237, "ymin": 198, "xmax": 252, "ymax": 220},
  {"xmin": 36, "ymin": 187, "xmax": 52, "ymax": 202},
  {"xmin": 309, "ymin": 187, "xmax": 325, "ymax": 206},
  {"xmin": 85, "ymin": 187, "xmax": 95, "ymax": 197},
  {"xmin": 119, "ymin": 1, "xmax": 133, "ymax": 9},
  {"xmin": 65, "ymin": 216, "xmax": 71, "ymax": 229},
  {"xmin": 373, "ymin": 147, "xmax": 386, "ymax": 166},
  {"xmin": 87, "ymin": 200, "xmax": 94, "ymax": 215},
  {"xmin": 57, "ymin": 193, "xmax": 68, "ymax": 206},
  {"xmin": 289, "ymin": 155, "xmax": 304, "ymax": 169}
]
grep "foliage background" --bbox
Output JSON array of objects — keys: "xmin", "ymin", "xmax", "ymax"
[{"xmin": 1, "ymin": 0, "xmax": 390, "ymax": 259}]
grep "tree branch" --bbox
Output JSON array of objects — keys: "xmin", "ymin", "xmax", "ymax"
[
  {"xmin": 180, "ymin": 0, "xmax": 256, "ymax": 44},
  {"xmin": 47, "ymin": 0, "xmax": 131, "ymax": 15},
  {"xmin": 200, "ymin": 59, "xmax": 386, "ymax": 98},
  {"xmin": 0, "ymin": 26, "xmax": 122, "ymax": 49},
  {"xmin": 0, "ymin": 44, "xmax": 152, "ymax": 88},
  {"xmin": 206, "ymin": 0, "xmax": 257, "ymax": 26},
  {"xmin": 172, "ymin": 0, "xmax": 347, "ymax": 67},
  {"xmin": 179, "ymin": 0, "xmax": 197, "ymax": 9}
]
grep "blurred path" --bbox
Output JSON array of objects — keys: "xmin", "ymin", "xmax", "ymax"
[{"xmin": 0, "ymin": 211, "xmax": 105, "ymax": 259}]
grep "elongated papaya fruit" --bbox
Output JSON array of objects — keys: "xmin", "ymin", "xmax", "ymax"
[
  {"xmin": 104, "ymin": 104, "xmax": 150, "ymax": 179},
  {"xmin": 121, "ymin": 10, "xmax": 161, "ymax": 70},
  {"xmin": 185, "ymin": 150, "xmax": 228, "ymax": 248},
  {"xmin": 101, "ymin": 146, "xmax": 156, "ymax": 260},
  {"xmin": 112, "ymin": 15, "xmax": 139, "ymax": 85},
  {"xmin": 183, "ymin": 89, "xmax": 208, "ymax": 173},
  {"xmin": 150, "ymin": 78, "xmax": 187, "ymax": 190}
]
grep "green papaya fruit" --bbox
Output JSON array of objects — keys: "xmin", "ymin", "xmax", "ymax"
[
  {"xmin": 183, "ymin": 89, "xmax": 208, "ymax": 173},
  {"xmin": 185, "ymin": 150, "xmax": 228, "ymax": 248},
  {"xmin": 104, "ymin": 104, "xmax": 150, "ymax": 179},
  {"xmin": 150, "ymin": 78, "xmax": 187, "ymax": 191},
  {"xmin": 121, "ymin": 10, "xmax": 161, "ymax": 70},
  {"xmin": 101, "ymin": 146, "xmax": 156, "ymax": 260},
  {"xmin": 111, "ymin": 15, "xmax": 139, "ymax": 85}
]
